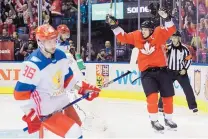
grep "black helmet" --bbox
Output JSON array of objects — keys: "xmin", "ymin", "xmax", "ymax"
[
  {"xmin": 172, "ymin": 31, "xmax": 181, "ymax": 37},
  {"xmin": 141, "ymin": 20, "xmax": 155, "ymax": 29}
]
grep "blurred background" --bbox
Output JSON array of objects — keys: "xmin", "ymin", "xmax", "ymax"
[{"xmin": 0, "ymin": 0, "xmax": 207, "ymax": 64}]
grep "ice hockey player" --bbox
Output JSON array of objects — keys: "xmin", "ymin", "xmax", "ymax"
[
  {"xmin": 106, "ymin": 8, "xmax": 177, "ymax": 132},
  {"xmin": 56, "ymin": 24, "xmax": 86, "ymax": 127},
  {"xmin": 158, "ymin": 31, "xmax": 198, "ymax": 113},
  {"xmin": 56, "ymin": 24, "xmax": 86, "ymax": 78},
  {"xmin": 56, "ymin": 24, "xmax": 71, "ymax": 53},
  {"xmin": 13, "ymin": 24, "xmax": 101, "ymax": 138}
]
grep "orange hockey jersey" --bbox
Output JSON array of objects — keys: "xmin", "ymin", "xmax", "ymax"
[{"xmin": 113, "ymin": 21, "xmax": 176, "ymax": 72}]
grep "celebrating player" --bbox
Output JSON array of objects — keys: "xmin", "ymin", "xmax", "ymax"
[
  {"xmin": 106, "ymin": 7, "xmax": 177, "ymax": 132},
  {"xmin": 13, "ymin": 24, "xmax": 100, "ymax": 138}
]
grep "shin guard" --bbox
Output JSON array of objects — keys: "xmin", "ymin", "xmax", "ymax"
[
  {"xmin": 162, "ymin": 96, "xmax": 173, "ymax": 114},
  {"xmin": 147, "ymin": 93, "xmax": 158, "ymax": 113}
]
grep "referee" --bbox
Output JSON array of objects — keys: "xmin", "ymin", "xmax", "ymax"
[{"xmin": 158, "ymin": 31, "xmax": 198, "ymax": 113}]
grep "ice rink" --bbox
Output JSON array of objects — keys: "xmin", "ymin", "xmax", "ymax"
[{"xmin": 0, "ymin": 94, "xmax": 208, "ymax": 138}]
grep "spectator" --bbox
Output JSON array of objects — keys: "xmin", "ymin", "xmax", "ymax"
[
  {"xmin": 69, "ymin": 44, "xmax": 76, "ymax": 59},
  {"xmin": 12, "ymin": 31, "xmax": 24, "ymax": 61},
  {"xmin": 43, "ymin": 13, "xmax": 50, "ymax": 24},
  {"xmin": 104, "ymin": 40, "xmax": 113, "ymax": 61},
  {"xmin": 0, "ymin": 28, "xmax": 11, "ymax": 40},
  {"xmin": 96, "ymin": 49, "xmax": 106, "ymax": 62},
  {"xmin": 0, "ymin": 18, "xmax": 3, "ymax": 34},
  {"xmin": 2, "ymin": 28, "xmax": 8, "ymax": 36},
  {"xmin": 116, "ymin": 41, "xmax": 129, "ymax": 62},
  {"xmin": 51, "ymin": 0, "xmax": 62, "ymax": 28},
  {"xmin": 191, "ymin": 34, "xmax": 203, "ymax": 50},
  {"xmin": 85, "ymin": 44, "xmax": 97, "ymax": 61},
  {"xmin": 20, "ymin": 40, "xmax": 36, "ymax": 60}
]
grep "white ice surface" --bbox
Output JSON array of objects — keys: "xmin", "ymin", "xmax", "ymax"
[{"xmin": 0, "ymin": 94, "xmax": 208, "ymax": 138}]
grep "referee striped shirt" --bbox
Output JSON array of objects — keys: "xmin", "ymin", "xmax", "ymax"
[{"xmin": 167, "ymin": 43, "xmax": 192, "ymax": 71}]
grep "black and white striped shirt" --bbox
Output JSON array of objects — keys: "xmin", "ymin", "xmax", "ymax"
[{"xmin": 167, "ymin": 43, "xmax": 192, "ymax": 71}]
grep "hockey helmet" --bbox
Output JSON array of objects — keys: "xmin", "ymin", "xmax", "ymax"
[
  {"xmin": 35, "ymin": 24, "xmax": 58, "ymax": 41},
  {"xmin": 172, "ymin": 31, "xmax": 181, "ymax": 37},
  {"xmin": 57, "ymin": 24, "xmax": 70, "ymax": 34},
  {"xmin": 141, "ymin": 20, "xmax": 155, "ymax": 29}
]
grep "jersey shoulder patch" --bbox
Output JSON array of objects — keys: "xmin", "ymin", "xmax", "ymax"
[
  {"xmin": 26, "ymin": 49, "xmax": 51, "ymax": 70},
  {"xmin": 54, "ymin": 49, "xmax": 67, "ymax": 60}
]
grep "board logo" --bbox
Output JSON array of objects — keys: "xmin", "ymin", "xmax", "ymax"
[
  {"xmin": 96, "ymin": 65, "xmax": 109, "ymax": 88},
  {"xmin": 204, "ymin": 70, "xmax": 208, "ymax": 100},
  {"xmin": 194, "ymin": 70, "xmax": 201, "ymax": 96}
]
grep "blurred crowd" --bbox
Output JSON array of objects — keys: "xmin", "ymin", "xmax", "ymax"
[
  {"xmin": 177, "ymin": 0, "xmax": 208, "ymax": 63},
  {"xmin": 0, "ymin": 0, "xmax": 208, "ymax": 63}
]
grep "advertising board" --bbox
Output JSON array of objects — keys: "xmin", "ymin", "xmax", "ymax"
[
  {"xmin": 123, "ymin": 0, "xmax": 159, "ymax": 19},
  {"xmin": 0, "ymin": 63, "xmax": 207, "ymax": 112},
  {"xmin": 0, "ymin": 41, "xmax": 15, "ymax": 60},
  {"xmin": 92, "ymin": 2, "xmax": 123, "ymax": 21}
]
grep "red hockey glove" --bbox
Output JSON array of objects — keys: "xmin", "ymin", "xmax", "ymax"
[
  {"xmin": 22, "ymin": 109, "xmax": 41, "ymax": 134},
  {"xmin": 78, "ymin": 81, "xmax": 101, "ymax": 101}
]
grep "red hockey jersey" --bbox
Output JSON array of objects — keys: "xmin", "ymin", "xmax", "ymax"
[{"xmin": 114, "ymin": 21, "xmax": 176, "ymax": 71}]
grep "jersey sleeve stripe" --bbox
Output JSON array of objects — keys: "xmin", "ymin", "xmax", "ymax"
[
  {"xmin": 64, "ymin": 67, "xmax": 73, "ymax": 81},
  {"xmin": 31, "ymin": 91, "xmax": 41, "ymax": 115},
  {"xmin": 14, "ymin": 90, "xmax": 31, "ymax": 100},
  {"xmin": 64, "ymin": 75, "xmax": 74, "ymax": 88},
  {"xmin": 14, "ymin": 81, "xmax": 36, "ymax": 92}
]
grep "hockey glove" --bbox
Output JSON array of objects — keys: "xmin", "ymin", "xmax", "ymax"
[
  {"xmin": 105, "ymin": 14, "xmax": 119, "ymax": 29},
  {"xmin": 158, "ymin": 7, "xmax": 172, "ymax": 21},
  {"xmin": 148, "ymin": 3, "xmax": 160, "ymax": 17},
  {"xmin": 78, "ymin": 81, "xmax": 100, "ymax": 101},
  {"xmin": 22, "ymin": 109, "xmax": 41, "ymax": 134}
]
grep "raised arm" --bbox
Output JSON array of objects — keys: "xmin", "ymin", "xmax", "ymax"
[{"xmin": 105, "ymin": 14, "xmax": 137, "ymax": 45}]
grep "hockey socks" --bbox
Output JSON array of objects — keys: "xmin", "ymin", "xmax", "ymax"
[{"xmin": 147, "ymin": 94, "xmax": 177, "ymax": 132}]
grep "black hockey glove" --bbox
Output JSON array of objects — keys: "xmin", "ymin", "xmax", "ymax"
[
  {"xmin": 148, "ymin": 3, "xmax": 160, "ymax": 17},
  {"xmin": 106, "ymin": 14, "xmax": 119, "ymax": 29},
  {"xmin": 158, "ymin": 7, "xmax": 172, "ymax": 22}
]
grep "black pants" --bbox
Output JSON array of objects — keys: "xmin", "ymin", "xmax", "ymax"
[
  {"xmin": 141, "ymin": 67, "xmax": 175, "ymax": 97},
  {"xmin": 158, "ymin": 70, "xmax": 197, "ymax": 110}
]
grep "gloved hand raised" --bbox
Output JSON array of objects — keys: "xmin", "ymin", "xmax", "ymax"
[
  {"xmin": 158, "ymin": 7, "xmax": 172, "ymax": 21},
  {"xmin": 105, "ymin": 14, "xmax": 119, "ymax": 29}
]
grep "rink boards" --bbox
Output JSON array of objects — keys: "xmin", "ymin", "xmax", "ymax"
[{"xmin": 0, "ymin": 62, "xmax": 208, "ymax": 112}]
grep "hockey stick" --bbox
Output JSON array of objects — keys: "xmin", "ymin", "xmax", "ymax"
[
  {"xmin": 131, "ymin": 70, "xmax": 150, "ymax": 84},
  {"xmin": 23, "ymin": 70, "xmax": 132, "ymax": 132},
  {"xmin": 109, "ymin": 0, "xmax": 113, "ymax": 15},
  {"xmin": 131, "ymin": 76, "xmax": 142, "ymax": 84}
]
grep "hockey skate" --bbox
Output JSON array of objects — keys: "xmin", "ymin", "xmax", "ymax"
[
  {"xmin": 164, "ymin": 119, "xmax": 177, "ymax": 131},
  {"xmin": 151, "ymin": 120, "xmax": 164, "ymax": 134},
  {"xmin": 158, "ymin": 108, "xmax": 163, "ymax": 113},
  {"xmin": 192, "ymin": 108, "xmax": 198, "ymax": 115}
]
